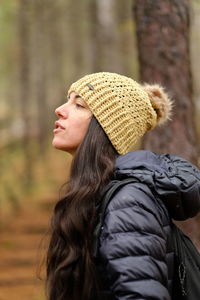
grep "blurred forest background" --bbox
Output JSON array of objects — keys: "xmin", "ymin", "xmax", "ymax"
[
  {"xmin": 1, "ymin": 0, "xmax": 200, "ymax": 299},
  {"xmin": 0, "ymin": 0, "xmax": 139, "ymax": 221}
]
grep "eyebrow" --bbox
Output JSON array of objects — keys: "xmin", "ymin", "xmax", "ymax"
[
  {"xmin": 75, "ymin": 94, "xmax": 81, "ymax": 99},
  {"xmin": 67, "ymin": 94, "xmax": 81, "ymax": 100}
]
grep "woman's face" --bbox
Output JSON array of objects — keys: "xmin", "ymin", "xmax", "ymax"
[{"xmin": 52, "ymin": 92, "xmax": 92, "ymax": 155}]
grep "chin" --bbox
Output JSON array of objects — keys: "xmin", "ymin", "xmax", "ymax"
[
  {"xmin": 52, "ymin": 139, "xmax": 64, "ymax": 150},
  {"xmin": 52, "ymin": 140, "xmax": 75, "ymax": 154}
]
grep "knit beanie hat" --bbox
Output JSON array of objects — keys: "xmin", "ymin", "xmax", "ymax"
[{"xmin": 68, "ymin": 72, "xmax": 172, "ymax": 155}]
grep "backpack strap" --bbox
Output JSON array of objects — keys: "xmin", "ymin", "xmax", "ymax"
[
  {"xmin": 172, "ymin": 224, "xmax": 187, "ymax": 296},
  {"xmin": 172, "ymin": 223, "xmax": 200, "ymax": 298},
  {"xmin": 93, "ymin": 178, "xmax": 138, "ymax": 258}
]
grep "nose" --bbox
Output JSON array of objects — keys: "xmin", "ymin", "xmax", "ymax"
[{"xmin": 55, "ymin": 103, "xmax": 68, "ymax": 118}]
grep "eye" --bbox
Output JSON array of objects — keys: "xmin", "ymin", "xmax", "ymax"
[{"xmin": 76, "ymin": 102, "xmax": 85, "ymax": 108}]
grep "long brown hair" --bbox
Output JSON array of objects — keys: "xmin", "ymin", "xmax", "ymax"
[{"xmin": 46, "ymin": 116, "xmax": 118, "ymax": 300}]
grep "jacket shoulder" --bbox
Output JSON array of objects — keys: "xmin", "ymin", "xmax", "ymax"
[{"xmin": 104, "ymin": 180, "xmax": 169, "ymax": 225}]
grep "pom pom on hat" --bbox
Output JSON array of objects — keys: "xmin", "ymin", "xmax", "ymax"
[{"xmin": 143, "ymin": 84, "xmax": 173, "ymax": 125}]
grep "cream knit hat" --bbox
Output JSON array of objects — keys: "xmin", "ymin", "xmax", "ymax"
[{"xmin": 68, "ymin": 72, "xmax": 172, "ymax": 155}]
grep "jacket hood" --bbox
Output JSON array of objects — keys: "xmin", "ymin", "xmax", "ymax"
[{"xmin": 114, "ymin": 150, "xmax": 200, "ymax": 221}]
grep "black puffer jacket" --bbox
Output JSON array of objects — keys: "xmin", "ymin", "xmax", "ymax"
[{"xmin": 96, "ymin": 150, "xmax": 200, "ymax": 300}]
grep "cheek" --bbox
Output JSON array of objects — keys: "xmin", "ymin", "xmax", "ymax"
[
  {"xmin": 71, "ymin": 118, "xmax": 90, "ymax": 140},
  {"xmin": 63, "ymin": 116, "xmax": 91, "ymax": 147},
  {"xmin": 52, "ymin": 114, "xmax": 92, "ymax": 152}
]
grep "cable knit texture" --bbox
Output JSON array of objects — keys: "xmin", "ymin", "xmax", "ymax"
[
  {"xmin": 68, "ymin": 72, "xmax": 172, "ymax": 154},
  {"xmin": 95, "ymin": 150, "xmax": 200, "ymax": 300}
]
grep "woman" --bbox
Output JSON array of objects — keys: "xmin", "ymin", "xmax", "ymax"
[{"xmin": 47, "ymin": 72, "xmax": 200, "ymax": 300}]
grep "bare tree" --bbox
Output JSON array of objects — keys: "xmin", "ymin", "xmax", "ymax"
[
  {"xmin": 134, "ymin": 0, "xmax": 199, "ymax": 165},
  {"xmin": 32, "ymin": 0, "xmax": 48, "ymax": 153},
  {"xmin": 134, "ymin": 0, "xmax": 200, "ymax": 247},
  {"xmin": 18, "ymin": 0, "xmax": 33, "ymax": 187},
  {"xmin": 95, "ymin": 0, "xmax": 123, "ymax": 73}
]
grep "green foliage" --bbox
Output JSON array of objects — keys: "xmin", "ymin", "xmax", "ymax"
[
  {"xmin": 0, "ymin": 142, "xmax": 23, "ymax": 214},
  {"xmin": 0, "ymin": 0, "xmax": 18, "ymax": 78},
  {"xmin": 193, "ymin": 0, "xmax": 200, "ymax": 6},
  {"xmin": 0, "ymin": 139, "xmax": 70, "ymax": 223}
]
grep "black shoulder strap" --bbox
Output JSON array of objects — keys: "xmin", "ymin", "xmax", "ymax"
[{"xmin": 93, "ymin": 178, "xmax": 137, "ymax": 258}]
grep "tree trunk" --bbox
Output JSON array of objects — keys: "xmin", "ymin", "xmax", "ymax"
[
  {"xmin": 18, "ymin": 0, "xmax": 33, "ymax": 188},
  {"xmin": 134, "ymin": 0, "xmax": 200, "ymax": 247},
  {"xmin": 32, "ymin": 0, "xmax": 48, "ymax": 153},
  {"xmin": 87, "ymin": 0, "xmax": 100, "ymax": 72},
  {"xmin": 95, "ymin": 0, "xmax": 124, "ymax": 73},
  {"xmin": 45, "ymin": 0, "xmax": 65, "ymax": 107},
  {"xmin": 134, "ymin": 0, "xmax": 199, "ymax": 165}
]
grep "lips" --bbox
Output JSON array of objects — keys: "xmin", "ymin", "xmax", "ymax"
[
  {"xmin": 55, "ymin": 121, "xmax": 65, "ymax": 130},
  {"xmin": 53, "ymin": 121, "xmax": 65, "ymax": 133}
]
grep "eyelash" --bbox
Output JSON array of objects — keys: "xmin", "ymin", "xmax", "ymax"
[
  {"xmin": 66, "ymin": 96, "xmax": 85, "ymax": 108},
  {"xmin": 76, "ymin": 103, "xmax": 84, "ymax": 108}
]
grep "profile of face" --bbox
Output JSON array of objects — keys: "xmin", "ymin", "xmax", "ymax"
[{"xmin": 52, "ymin": 92, "xmax": 92, "ymax": 155}]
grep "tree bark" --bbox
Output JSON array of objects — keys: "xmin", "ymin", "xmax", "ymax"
[
  {"xmin": 32, "ymin": 0, "xmax": 48, "ymax": 153},
  {"xmin": 95, "ymin": 0, "xmax": 124, "ymax": 73},
  {"xmin": 134, "ymin": 0, "xmax": 200, "ymax": 247},
  {"xmin": 134, "ymin": 0, "xmax": 199, "ymax": 166},
  {"xmin": 18, "ymin": 0, "xmax": 33, "ymax": 187}
]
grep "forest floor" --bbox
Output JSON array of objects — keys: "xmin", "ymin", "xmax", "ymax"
[
  {"xmin": 0, "ymin": 196, "xmax": 54, "ymax": 300},
  {"xmin": 1, "ymin": 189, "xmax": 200, "ymax": 300}
]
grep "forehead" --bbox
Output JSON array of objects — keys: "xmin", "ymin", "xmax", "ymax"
[{"xmin": 68, "ymin": 91, "xmax": 81, "ymax": 99}]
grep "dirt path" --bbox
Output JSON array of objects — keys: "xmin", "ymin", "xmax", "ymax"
[{"xmin": 0, "ymin": 197, "xmax": 54, "ymax": 300}]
